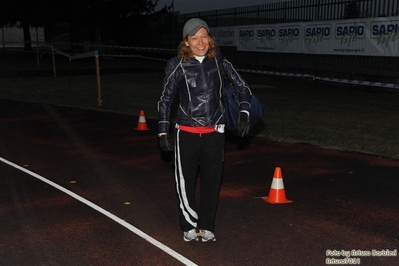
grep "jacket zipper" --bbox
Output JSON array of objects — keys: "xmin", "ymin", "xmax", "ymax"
[{"xmin": 200, "ymin": 60, "xmax": 211, "ymax": 127}]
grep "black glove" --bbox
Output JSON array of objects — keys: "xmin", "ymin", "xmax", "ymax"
[
  {"xmin": 159, "ymin": 134, "xmax": 172, "ymax": 152},
  {"xmin": 236, "ymin": 111, "xmax": 250, "ymax": 137}
]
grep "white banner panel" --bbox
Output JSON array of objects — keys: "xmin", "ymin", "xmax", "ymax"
[
  {"xmin": 236, "ymin": 26, "xmax": 257, "ymax": 51},
  {"xmin": 253, "ymin": 25, "xmax": 277, "ymax": 52},
  {"xmin": 1, "ymin": 26, "xmax": 45, "ymax": 47},
  {"xmin": 276, "ymin": 24, "xmax": 302, "ymax": 53},
  {"xmin": 369, "ymin": 17, "xmax": 399, "ymax": 56},
  {"xmin": 210, "ymin": 27, "xmax": 236, "ymax": 46}
]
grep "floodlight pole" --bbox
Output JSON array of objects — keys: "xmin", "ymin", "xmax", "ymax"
[
  {"xmin": 36, "ymin": 27, "xmax": 40, "ymax": 68},
  {"xmin": 172, "ymin": 0, "xmax": 175, "ymax": 47},
  {"xmin": 1, "ymin": 26, "xmax": 4, "ymax": 52},
  {"xmin": 94, "ymin": 51, "xmax": 102, "ymax": 107}
]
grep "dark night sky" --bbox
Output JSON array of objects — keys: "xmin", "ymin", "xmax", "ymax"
[{"xmin": 157, "ymin": 0, "xmax": 286, "ymax": 14}]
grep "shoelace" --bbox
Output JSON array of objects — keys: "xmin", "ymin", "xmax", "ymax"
[
  {"xmin": 201, "ymin": 230, "xmax": 213, "ymax": 238},
  {"xmin": 186, "ymin": 230, "xmax": 197, "ymax": 237}
]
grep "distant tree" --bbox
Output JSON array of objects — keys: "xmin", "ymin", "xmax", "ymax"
[
  {"xmin": 0, "ymin": 2, "xmax": 13, "ymax": 26},
  {"xmin": 70, "ymin": 0, "xmax": 167, "ymax": 45},
  {"xmin": 0, "ymin": 0, "xmax": 164, "ymax": 50},
  {"xmin": 0, "ymin": 0, "xmax": 73, "ymax": 51},
  {"xmin": 343, "ymin": 0, "xmax": 362, "ymax": 19}
]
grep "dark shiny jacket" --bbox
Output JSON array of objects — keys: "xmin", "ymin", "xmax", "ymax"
[{"xmin": 158, "ymin": 54, "xmax": 252, "ymax": 134}]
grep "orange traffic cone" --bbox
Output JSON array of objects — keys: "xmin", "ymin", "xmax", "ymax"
[
  {"xmin": 262, "ymin": 167, "xmax": 292, "ymax": 204},
  {"xmin": 135, "ymin": 110, "xmax": 150, "ymax": 131}
]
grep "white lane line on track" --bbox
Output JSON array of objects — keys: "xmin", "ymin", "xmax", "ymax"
[{"xmin": 0, "ymin": 157, "xmax": 197, "ymax": 266}]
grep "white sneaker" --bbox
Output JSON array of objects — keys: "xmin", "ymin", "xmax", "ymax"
[
  {"xmin": 200, "ymin": 229, "xmax": 216, "ymax": 242},
  {"xmin": 183, "ymin": 229, "xmax": 199, "ymax": 242}
]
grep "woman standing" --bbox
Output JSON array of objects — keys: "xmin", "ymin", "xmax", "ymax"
[{"xmin": 158, "ymin": 18, "xmax": 252, "ymax": 242}]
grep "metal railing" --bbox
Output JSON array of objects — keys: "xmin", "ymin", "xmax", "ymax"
[
  {"xmin": 149, "ymin": 0, "xmax": 398, "ymax": 48},
  {"xmin": 177, "ymin": 0, "xmax": 399, "ymax": 27}
]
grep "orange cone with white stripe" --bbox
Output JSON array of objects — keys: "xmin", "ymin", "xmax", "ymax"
[
  {"xmin": 262, "ymin": 167, "xmax": 292, "ymax": 204},
  {"xmin": 135, "ymin": 110, "xmax": 150, "ymax": 131}
]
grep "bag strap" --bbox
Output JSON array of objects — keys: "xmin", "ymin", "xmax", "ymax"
[
  {"xmin": 217, "ymin": 52, "xmax": 225, "ymax": 74},
  {"xmin": 217, "ymin": 53, "xmax": 238, "ymax": 98},
  {"xmin": 217, "ymin": 52, "xmax": 230, "ymax": 94}
]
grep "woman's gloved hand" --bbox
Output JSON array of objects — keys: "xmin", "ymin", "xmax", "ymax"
[
  {"xmin": 236, "ymin": 111, "xmax": 250, "ymax": 137},
  {"xmin": 159, "ymin": 134, "xmax": 172, "ymax": 152}
]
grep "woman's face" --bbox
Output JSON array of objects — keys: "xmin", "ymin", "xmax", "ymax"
[{"xmin": 185, "ymin": 27, "xmax": 210, "ymax": 56}]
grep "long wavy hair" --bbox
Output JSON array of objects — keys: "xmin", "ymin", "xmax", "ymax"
[{"xmin": 177, "ymin": 33, "xmax": 219, "ymax": 61}]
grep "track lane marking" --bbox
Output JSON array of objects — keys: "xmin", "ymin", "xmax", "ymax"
[{"xmin": 0, "ymin": 157, "xmax": 197, "ymax": 266}]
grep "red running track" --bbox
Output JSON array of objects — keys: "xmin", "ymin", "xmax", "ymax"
[{"xmin": 1, "ymin": 99, "xmax": 398, "ymax": 266}]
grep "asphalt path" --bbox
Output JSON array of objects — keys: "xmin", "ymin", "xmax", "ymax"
[{"xmin": 1, "ymin": 99, "xmax": 398, "ymax": 266}]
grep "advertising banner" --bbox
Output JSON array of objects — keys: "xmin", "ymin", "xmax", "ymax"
[
  {"xmin": 230, "ymin": 24, "xmax": 302, "ymax": 53},
  {"xmin": 303, "ymin": 17, "xmax": 399, "ymax": 56},
  {"xmin": 212, "ymin": 16, "xmax": 399, "ymax": 57}
]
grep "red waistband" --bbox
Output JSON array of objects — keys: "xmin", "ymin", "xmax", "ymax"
[{"xmin": 178, "ymin": 125, "xmax": 216, "ymax": 134}]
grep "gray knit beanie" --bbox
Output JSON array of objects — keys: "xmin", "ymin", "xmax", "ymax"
[{"xmin": 182, "ymin": 18, "xmax": 210, "ymax": 38}]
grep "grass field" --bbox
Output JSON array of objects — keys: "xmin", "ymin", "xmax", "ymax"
[{"xmin": 1, "ymin": 51, "xmax": 399, "ymax": 160}]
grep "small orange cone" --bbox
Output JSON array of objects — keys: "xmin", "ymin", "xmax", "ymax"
[
  {"xmin": 262, "ymin": 167, "xmax": 292, "ymax": 204},
  {"xmin": 135, "ymin": 110, "xmax": 150, "ymax": 131}
]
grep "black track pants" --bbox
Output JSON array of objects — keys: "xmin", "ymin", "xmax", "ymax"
[{"xmin": 173, "ymin": 128, "xmax": 225, "ymax": 232}]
